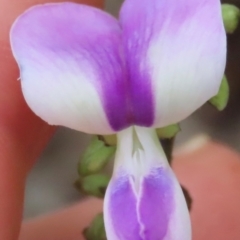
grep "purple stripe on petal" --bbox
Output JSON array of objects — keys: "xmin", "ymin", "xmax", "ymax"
[
  {"xmin": 77, "ymin": 24, "xmax": 130, "ymax": 131},
  {"xmin": 120, "ymin": 3, "xmax": 155, "ymax": 127},
  {"xmin": 139, "ymin": 167, "xmax": 174, "ymax": 240},
  {"xmin": 126, "ymin": 59, "xmax": 154, "ymax": 127},
  {"xmin": 96, "ymin": 41, "xmax": 131, "ymax": 131}
]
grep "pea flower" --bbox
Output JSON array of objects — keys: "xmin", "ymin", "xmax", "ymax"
[{"xmin": 10, "ymin": 0, "xmax": 226, "ymax": 239}]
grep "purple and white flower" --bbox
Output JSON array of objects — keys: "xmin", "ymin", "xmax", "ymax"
[{"xmin": 10, "ymin": 0, "xmax": 226, "ymax": 239}]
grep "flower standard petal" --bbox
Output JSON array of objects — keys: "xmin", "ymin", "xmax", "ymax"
[
  {"xmin": 10, "ymin": 3, "xmax": 129, "ymax": 134},
  {"xmin": 120, "ymin": 0, "xmax": 226, "ymax": 128},
  {"xmin": 104, "ymin": 127, "xmax": 191, "ymax": 240}
]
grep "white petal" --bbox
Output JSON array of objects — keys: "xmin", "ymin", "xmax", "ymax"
[
  {"xmin": 10, "ymin": 3, "xmax": 127, "ymax": 134},
  {"xmin": 120, "ymin": 0, "xmax": 226, "ymax": 127}
]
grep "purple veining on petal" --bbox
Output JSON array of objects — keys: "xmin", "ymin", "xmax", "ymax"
[
  {"xmin": 11, "ymin": 3, "xmax": 131, "ymax": 132},
  {"xmin": 139, "ymin": 167, "xmax": 174, "ymax": 240},
  {"xmin": 107, "ymin": 167, "xmax": 174, "ymax": 240}
]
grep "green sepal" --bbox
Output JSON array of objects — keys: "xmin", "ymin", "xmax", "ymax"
[
  {"xmin": 222, "ymin": 4, "xmax": 240, "ymax": 34},
  {"xmin": 78, "ymin": 136, "xmax": 116, "ymax": 177},
  {"xmin": 209, "ymin": 75, "xmax": 229, "ymax": 111},
  {"xmin": 156, "ymin": 124, "xmax": 181, "ymax": 139},
  {"xmin": 99, "ymin": 134, "xmax": 117, "ymax": 146},
  {"xmin": 83, "ymin": 213, "xmax": 107, "ymax": 240},
  {"xmin": 75, "ymin": 174, "xmax": 110, "ymax": 198}
]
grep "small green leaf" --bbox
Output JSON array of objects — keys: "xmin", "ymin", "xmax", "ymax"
[
  {"xmin": 222, "ymin": 4, "xmax": 240, "ymax": 33},
  {"xmin": 209, "ymin": 75, "xmax": 229, "ymax": 111},
  {"xmin": 76, "ymin": 174, "xmax": 110, "ymax": 198},
  {"xmin": 83, "ymin": 213, "xmax": 106, "ymax": 240},
  {"xmin": 156, "ymin": 124, "xmax": 181, "ymax": 139},
  {"xmin": 78, "ymin": 136, "xmax": 116, "ymax": 177}
]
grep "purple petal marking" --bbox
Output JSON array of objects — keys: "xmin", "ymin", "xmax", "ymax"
[
  {"xmin": 87, "ymin": 31, "xmax": 130, "ymax": 131},
  {"xmin": 139, "ymin": 168, "xmax": 174, "ymax": 240},
  {"xmin": 119, "ymin": 1, "xmax": 155, "ymax": 127},
  {"xmin": 11, "ymin": 3, "xmax": 131, "ymax": 133},
  {"xmin": 107, "ymin": 168, "xmax": 174, "ymax": 240},
  {"xmin": 108, "ymin": 173, "xmax": 142, "ymax": 240}
]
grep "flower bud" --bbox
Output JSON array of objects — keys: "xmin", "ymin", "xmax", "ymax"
[
  {"xmin": 83, "ymin": 213, "xmax": 107, "ymax": 240},
  {"xmin": 78, "ymin": 136, "xmax": 116, "ymax": 177},
  {"xmin": 76, "ymin": 174, "xmax": 110, "ymax": 198},
  {"xmin": 156, "ymin": 124, "xmax": 181, "ymax": 139},
  {"xmin": 209, "ymin": 75, "xmax": 229, "ymax": 111},
  {"xmin": 222, "ymin": 4, "xmax": 240, "ymax": 33},
  {"xmin": 100, "ymin": 134, "xmax": 117, "ymax": 146}
]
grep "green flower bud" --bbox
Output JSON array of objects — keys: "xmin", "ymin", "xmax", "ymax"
[
  {"xmin": 83, "ymin": 213, "xmax": 106, "ymax": 240},
  {"xmin": 78, "ymin": 136, "xmax": 116, "ymax": 176},
  {"xmin": 222, "ymin": 4, "xmax": 240, "ymax": 33},
  {"xmin": 76, "ymin": 174, "xmax": 110, "ymax": 198},
  {"xmin": 209, "ymin": 75, "xmax": 229, "ymax": 111},
  {"xmin": 100, "ymin": 134, "xmax": 117, "ymax": 146},
  {"xmin": 156, "ymin": 124, "xmax": 181, "ymax": 139}
]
